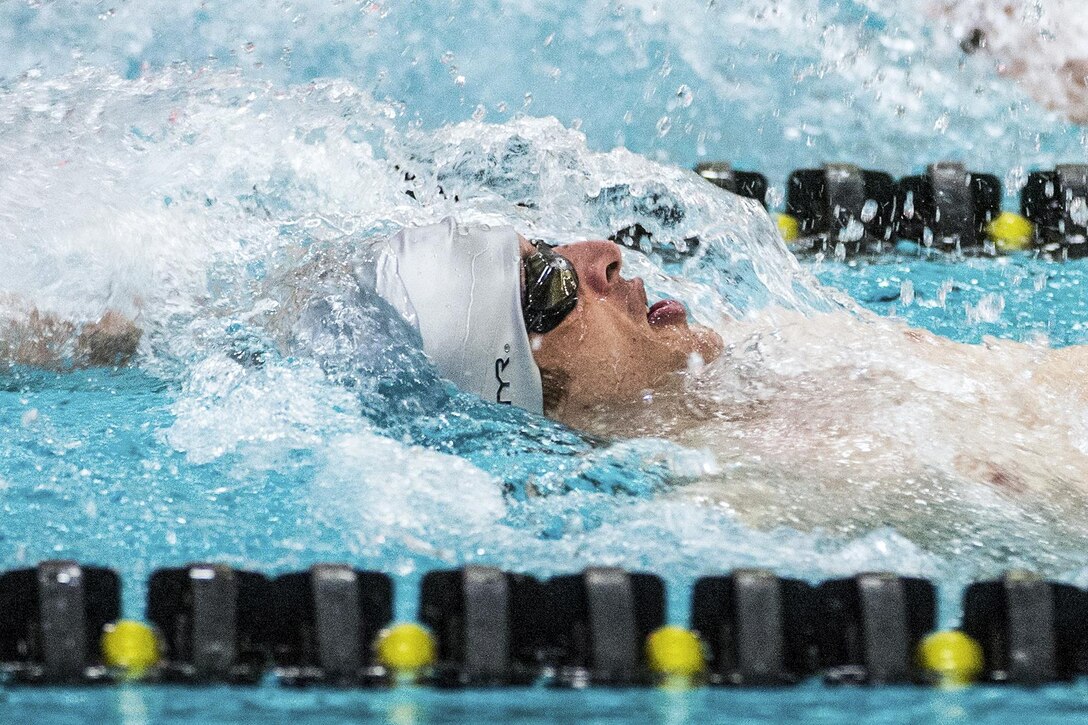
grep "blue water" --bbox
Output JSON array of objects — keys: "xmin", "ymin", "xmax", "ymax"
[
  {"xmin": 4, "ymin": 683, "xmax": 1088, "ymax": 725},
  {"xmin": 3, "ymin": 0, "xmax": 1088, "ymax": 722},
  {"xmin": 814, "ymin": 254, "xmax": 1088, "ymax": 348}
]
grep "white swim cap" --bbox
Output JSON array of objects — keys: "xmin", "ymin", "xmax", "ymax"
[{"xmin": 375, "ymin": 217, "xmax": 544, "ymax": 414}]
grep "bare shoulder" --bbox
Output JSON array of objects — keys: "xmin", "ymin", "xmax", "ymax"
[{"xmin": 1036, "ymin": 345, "xmax": 1088, "ymax": 401}]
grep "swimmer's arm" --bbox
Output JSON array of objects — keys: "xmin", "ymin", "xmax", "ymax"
[{"xmin": 0, "ymin": 308, "xmax": 141, "ymax": 369}]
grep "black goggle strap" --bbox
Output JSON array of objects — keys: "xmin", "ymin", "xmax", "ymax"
[{"xmin": 522, "ymin": 242, "xmax": 579, "ymax": 334}]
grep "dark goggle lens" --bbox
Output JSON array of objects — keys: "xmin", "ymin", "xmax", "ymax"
[{"xmin": 522, "ymin": 242, "xmax": 578, "ymax": 334}]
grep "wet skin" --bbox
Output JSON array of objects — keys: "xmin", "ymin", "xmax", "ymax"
[{"xmin": 522, "ymin": 239, "xmax": 724, "ymax": 419}]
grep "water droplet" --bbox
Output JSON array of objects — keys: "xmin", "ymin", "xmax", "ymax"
[
  {"xmin": 934, "ymin": 113, "xmax": 949, "ymax": 133},
  {"xmin": 543, "ymin": 33, "xmax": 555, "ymax": 46},
  {"xmin": 472, "ymin": 104, "xmax": 486, "ymax": 122},
  {"xmin": 937, "ymin": 279, "xmax": 953, "ymax": 308},
  {"xmin": 523, "ymin": 92, "xmax": 533, "ymax": 108},
  {"xmin": 923, "ymin": 227, "xmax": 934, "ymax": 247},
  {"xmin": 834, "ymin": 242, "xmax": 847, "ymax": 260},
  {"xmin": 966, "ymin": 293, "xmax": 1005, "ymax": 324},
  {"xmin": 841, "ymin": 218, "xmax": 864, "ymax": 242},
  {"xmin": 441, "ymin": 51, "xmax": 454, "ymax": 64},
  {"xmin": 1071, "ymin": 197, "xmax": 1088, "ymax": 226},
  {"xmin": 861, "ymin": 199, "xmax": 879, "ymax": 223},
  {"xmin": 676, "ymin": 84, "xmax": 693, "ymax": 107},
  {"xmin": 900, "ymin": 280, "xmax": 914, "ymax": 306},
  {"xmin": 656, "ymin": 116, "xmax": 672, "ymax": 136},
  {"xmin": 1045, "ymin": 180, "xmax": 1055, "ymax": 198}
]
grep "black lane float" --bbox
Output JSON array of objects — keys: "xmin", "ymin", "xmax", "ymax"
[
  {"xmin": 0, "ymin": 560, "xmax": 120, "ymax": 684},
  {"xmin": 146, "ymin": 563, "xmax": 270, "ymax": 683},
  {"xmin": 815, "ymin": 573, "xmax": 937, "ymax": 684},
  {"xmin": 420, "ymin": 566, "xmax": 544, "ymax": 686},
  {"xmin": 962, "ymin": 570, "xmax": 1088, "ymax": 684},
  {"xmin": 691, "ymin": 569, "xmax": 816, "ymax": 685},
  {"xmin": 4, "ymin": 561, "xmax": 1088, "ymax": 688},
  {"xmin": 543, "ymin": 567, "xmax": 666, "ymax": 687},
  {"xmin": 896, "ymin": 162, "xmax": 1002, "ymax": 252},
  {"xmin": 270, "ymin": 565, "xmax": 393, "ymax": 686},
  {"xmin": 1022, "ymin": 164, "xmax": 1088, "ymax": 257},
  {"xmin": 786, "ymin": 164, "xmax": 899, "ymax": 255},
  {"xmin": 694, "ymin": 162, "xmax": 769, "ymax": 207},
  {"xmin": 691, "ymin": 160, "xmax": 1088, "ymax": 257}
]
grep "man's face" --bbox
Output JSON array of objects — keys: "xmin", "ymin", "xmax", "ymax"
[{"xmin": 525, "ymin": 239, "xmax": 724, "ymax": 416}]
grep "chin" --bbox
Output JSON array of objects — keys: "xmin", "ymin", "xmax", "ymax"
[{"xmin": 690, "ymin": 325, "xmax": 725, "ymax": 364}]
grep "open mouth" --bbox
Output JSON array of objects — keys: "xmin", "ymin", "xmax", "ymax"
[{"xmin": 647, "ymin": 299, "xmax": 687, "ymax": 327}]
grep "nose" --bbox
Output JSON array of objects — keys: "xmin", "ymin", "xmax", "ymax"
[{"xmin": 559, "ymin": 240, "xmax": 623, "ymax": 296}]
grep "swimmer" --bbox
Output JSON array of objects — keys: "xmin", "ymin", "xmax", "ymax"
[{"xmin": 10, "ymin": 214, "xmax": 1088, "ymax": 539}]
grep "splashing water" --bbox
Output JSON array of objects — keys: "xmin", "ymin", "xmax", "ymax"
[
  {"xmin": 3, "ymin": 0, "xmax": 1088, "ymax": 184},
  {"xmin": 3, "ymin": 2, "xmax": 1088, "ymax": 645}
]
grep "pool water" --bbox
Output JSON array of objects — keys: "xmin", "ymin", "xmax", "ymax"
[
  {"xmin": 3, "ymin": 0, "xmax": 1088, "ymax": 723},
  {"xmin": 814, "ymin": 253, "xmax": 1088, "ymax": 348}
]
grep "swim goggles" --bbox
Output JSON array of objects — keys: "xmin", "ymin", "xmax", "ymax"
[{"xmin": 522, "ymin": 240, "xmax": 579, "ymax": 334}]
